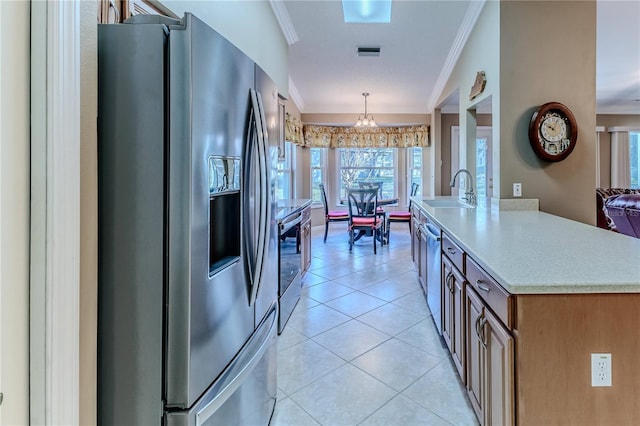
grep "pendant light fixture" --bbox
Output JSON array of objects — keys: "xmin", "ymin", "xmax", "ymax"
[{"xmin": 354, "ymin": 92, "xmax": 377, "ymax": 127}]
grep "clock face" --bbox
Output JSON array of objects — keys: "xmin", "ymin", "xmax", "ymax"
[{"xmin": 528, "ymin": 102, "xmax": 578, "ymax": 162}]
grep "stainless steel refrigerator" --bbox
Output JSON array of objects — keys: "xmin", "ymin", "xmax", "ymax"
[{"xmin": 97, "ymin": 13, "xmax": 279, "ymax": 425}]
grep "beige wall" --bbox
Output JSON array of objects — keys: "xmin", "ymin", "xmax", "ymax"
[
  {"xmin": 80, "ymin": 1, "xmax": 98, "ymax": 424},
  {"xmin": 596, "ymin": 114, "xmax": 640, "ymax": 188},
  {"xmin": 499, "ymin": 1, "xmax": 596, "ymax": 224},
  {"xmin": 0, "ymin": 1, "xmax": 30, "ymax": 423},
  {"xmin": 437, "ymin": 1, "xmax": 598, "ymax": 224}
]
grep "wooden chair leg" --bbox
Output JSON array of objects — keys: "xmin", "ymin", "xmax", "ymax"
[
  {"xmin": 324, "ymin": 221, "xmax": 329, "ymax": 242},
  {"xmin": 373, "ymin": 227, "xmax": 377, "ymax": 254}
]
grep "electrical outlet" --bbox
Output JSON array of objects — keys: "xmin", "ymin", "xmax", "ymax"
[
  {"xmin": 513, "ymin": 183, "xmax": 522, "ymax": 197},
  {"xmin": 591, "ymin": 353, "xmax": 612, "ymax": 387}
]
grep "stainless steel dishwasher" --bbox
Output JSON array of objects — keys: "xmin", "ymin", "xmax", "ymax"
[{"xmin": 424, "ymin": 221, "xmax": 442, "ymax": 334}]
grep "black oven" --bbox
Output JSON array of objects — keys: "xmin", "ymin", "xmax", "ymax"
[{"xmin": 277, "ymin": 211, "xmax": 302, "ymax": 333}]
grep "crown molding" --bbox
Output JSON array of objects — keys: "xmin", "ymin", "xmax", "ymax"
[
  {"xmin": 427, "ymin": 0, "xmax": 486, "ymax": 112},
  {"xmin": 287, "ymin": 77, "xmax": 305, "ymax": 112},
  {"xmin": 269, "ymin": 0, "xmax": 299, "ymax": 45}
]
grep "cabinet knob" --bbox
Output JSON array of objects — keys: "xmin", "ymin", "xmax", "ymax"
[{"xmin": 447, "ymin": 247, "xmax": 456, "ymax": 255}]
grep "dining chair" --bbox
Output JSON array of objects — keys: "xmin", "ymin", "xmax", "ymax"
[
  {"xmin": 319, "ymin": 183, "xmax": 349, "ymax": 242},
  {"xmin": 357, "ymin": 181, "xmax": 387, "ymax": 242},
  {"xmin": 387, "ymin": 183, "xmax": 419, "ymax": 242},
  {"xmin": 357, "ymin": 181, "xmax": 384, "ymax": 197},
  {"xmin": 346, "ymin": 187, "xmax": 383, "ymax": 254}
]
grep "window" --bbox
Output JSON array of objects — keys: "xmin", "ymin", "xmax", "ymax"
[
  {"xmin": 407, "ymin": 147, "xmax": 422, "ymax": 199},
  {"xmin": 310, "ymin": 147, "xmax": 327, "ymax": 203},
  {"xmin": 630, "ymin": 131, "xmax": 640, "ymax": 189},
  {"xmin": 337, "ymin": 148, "xmax": 396, "ymax": 201},
  {"xmin": 275, "ymin": 142, "xmax": 294, "ymax": 200}
]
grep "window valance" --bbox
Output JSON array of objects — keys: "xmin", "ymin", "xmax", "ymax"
[
  {"xmin": 285, "ymin": 113, "xmax": 429, "ymax": 148},
  {"xmin": 284, "ymin": 113, "xmax": 305, "ymax": 146}
]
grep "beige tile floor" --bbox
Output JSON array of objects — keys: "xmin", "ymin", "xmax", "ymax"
[{"xmin": 271, "ymin": 221, "xmax": 478, "ymax": 426}]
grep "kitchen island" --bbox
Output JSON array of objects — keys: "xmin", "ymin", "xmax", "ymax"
[{"xmin": 411, "ymin": 197, "xmax": 640, "ymax": 426}]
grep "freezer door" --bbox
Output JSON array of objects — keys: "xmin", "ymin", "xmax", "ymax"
[
  {"xmin": 166, "ymin": 14, "xmax": 256, "ymax": 409},
  {"xmin": 253, "ymin": 66, "xmax": 280, "ymax": 328},
  {"xmin": 165, "ymin": 303, "xmax": 278, "ymax": 426}
]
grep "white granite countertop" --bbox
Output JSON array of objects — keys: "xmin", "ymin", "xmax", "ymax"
[
  {"xmin": 414, "ymin": 197, "xmax": 640, "ymax": 294},
  {"xmin": 275, "ymin": 199, "xmax": 312, "ymax": 222}
]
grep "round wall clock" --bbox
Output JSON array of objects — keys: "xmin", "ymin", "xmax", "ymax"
[{"xmin": 528, "ymin": 102, "xmax": 578, "ymax": 162}]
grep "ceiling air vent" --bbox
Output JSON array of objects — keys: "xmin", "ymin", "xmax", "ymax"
[{"xmin": 357, "ymin": 46, "xmax": 381, "ymax": 57}]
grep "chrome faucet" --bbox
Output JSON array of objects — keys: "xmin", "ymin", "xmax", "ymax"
[{"xmin": 450, "ymin": 169, "xmax": 477, "ymax": 206}]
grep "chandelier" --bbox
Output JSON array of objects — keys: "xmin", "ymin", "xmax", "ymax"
[{"xmin": 354, "ymin": 92, "xmax": 377, "ymax": 127}]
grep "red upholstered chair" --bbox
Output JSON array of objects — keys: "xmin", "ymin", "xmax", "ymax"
[
  {"xmin": 347, "ymin": 187, "xmax": 383, "ymax": 254},
  {"xmin": 387, "ymin": 183, "xmax": 419, "ymax": 240},
  {"xmin": 319, "ymin": 183, "xmax": 349, "ymax": 242}
]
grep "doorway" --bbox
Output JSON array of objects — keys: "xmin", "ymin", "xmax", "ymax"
[{"xmin": 450, "ymin": 126, "xmax": 492, "ymax": 198}]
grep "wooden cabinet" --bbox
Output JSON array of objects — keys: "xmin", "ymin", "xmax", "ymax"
[
  {"xmin": 466, "ymin": 286, "xmax": 514, "ymax": 426},
  {"xmin": 465, "ymin": 255, "xmax": 513, "ymax": 426},
  {"xmin": 300, "ymin": 205, "xmax": 311, "ymax": 275},
  {"xmin": 442, "ymin": 252, "xmax": 466, "ymax": 381}
]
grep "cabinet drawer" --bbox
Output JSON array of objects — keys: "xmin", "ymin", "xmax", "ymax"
[
  {"xmin": 466, "ymin": 256, "xmax": 513, "ymax": 329},
  {"xmin": 412, "ymin": 206, "xmax": 420, "ymax": 220},
  {"xmin": 442, "ymin": 232, "xmax": 464, "ymax": 272}
]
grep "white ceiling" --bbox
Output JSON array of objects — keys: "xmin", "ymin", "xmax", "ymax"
[{"xmin": 279, "ymin": 0, "xmax": 640, "ymax": 117}]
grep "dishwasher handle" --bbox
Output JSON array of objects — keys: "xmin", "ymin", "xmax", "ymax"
[{"xmin": 424, "ymin": 223, "xmax": 441, "ymax": 241}]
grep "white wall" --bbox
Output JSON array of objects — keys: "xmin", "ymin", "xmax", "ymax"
[
  {"xmin": 160, "ymin": 1, "xmax": 289, "ymax": 94},
  {"xmin": 0, "ymin": 1, "xmax": 30, "ymax": 423}
]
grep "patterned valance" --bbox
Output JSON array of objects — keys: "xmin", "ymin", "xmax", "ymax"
[
  {"xmin": 285, "ymin": 113, "xmax": 305, "ymax": 146},
  {"xmin": 299, "ymin": 124, "xmax": 430, "ymax": 148}
]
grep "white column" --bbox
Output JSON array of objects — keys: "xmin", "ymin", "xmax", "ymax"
[{"xmin": 30, "ymin": 1, "xmax": 81, "ymax": 424}]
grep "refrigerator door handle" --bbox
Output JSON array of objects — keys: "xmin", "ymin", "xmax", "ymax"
[
  {"xmin": 255, "ymin": 90, "xmax": 271, "ymax": 272},
  {"xmin": 244, "ymin": 92, "xmax": 258, "ymax": 293},
  {"xmin": 246, "ymin": 89, "xmax": 267, "ymax": 306}
]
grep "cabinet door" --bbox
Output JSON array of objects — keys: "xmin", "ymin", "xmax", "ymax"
[
  {"xmin": 412, "ymin": 219, "xmax": 421, "ymax": 277},
  {"xmin": 466, "ymin": 286, "xmax": 485, "ymax": 423},
  {"xmin": 451, "ymin": 264, "xmax": 466, "ymax": 382},
  {"xmin": 484, "ymin": 307, "xmax": 514, "ymax": 426},
  {"xmin": 441, "ymin": 256, "xmax": 454, "ymax": 354},
  {"xmin": 301, "ymin": 220, "xmax": 311, "ymax": 275},
  {"xmin": 419, "ymin": 225, "xmax": 428, "ymax": 294}
]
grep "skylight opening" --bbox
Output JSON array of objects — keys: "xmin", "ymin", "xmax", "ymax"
[{"xmin": 342, "ymin": 0, "xmax": 392, "ymax": 23}]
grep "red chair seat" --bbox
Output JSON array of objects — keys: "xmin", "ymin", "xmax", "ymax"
[
  {"xmin": 328, "ymin": 210, "xmax": 349, "ymax": 219},
  {"xmin": 351, "ymin": 217, "xmax": 381, "ymax": 227},
  {"xmin": 388, "ymin": 211, "xmax": 411, "ymax": 219}
]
